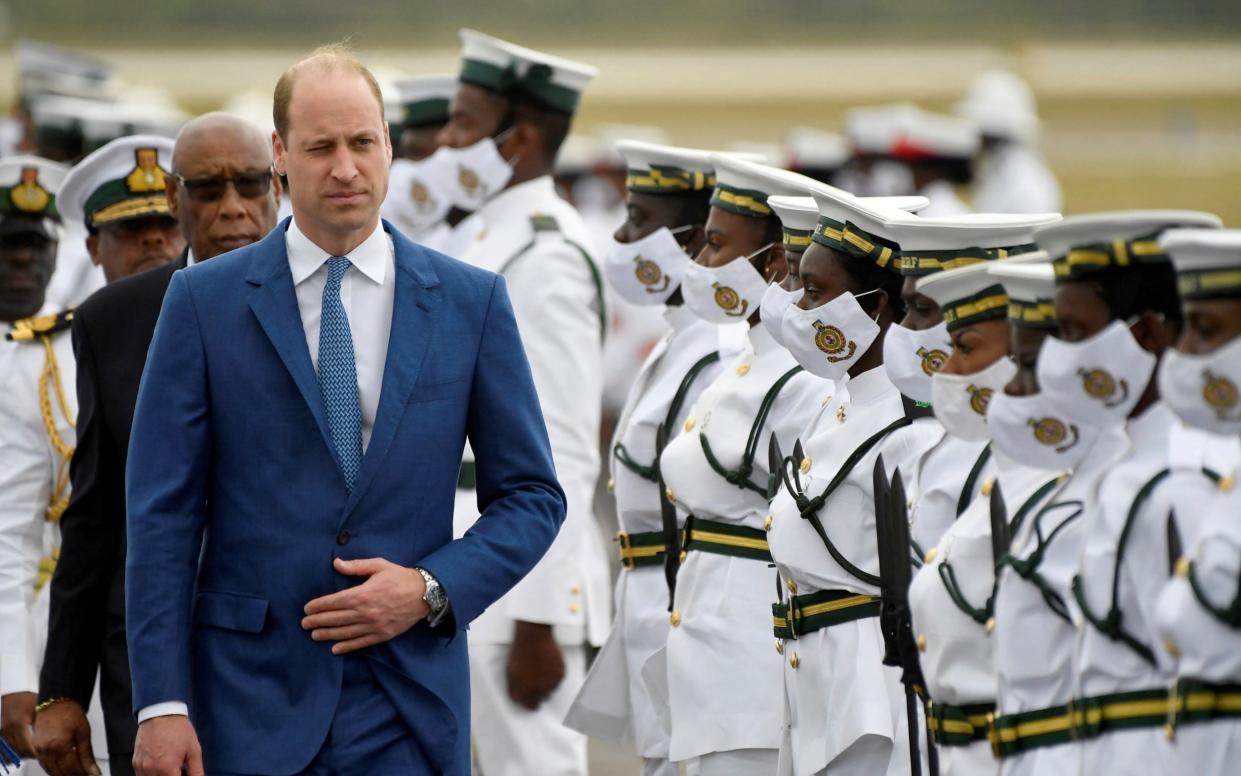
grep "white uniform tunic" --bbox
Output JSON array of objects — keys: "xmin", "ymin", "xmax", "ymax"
[
  {"xmin": 567, "ymin": 307, "xmax": 726, "ymax": 758},
  {"xmin": 908, "ymin": 452, "xmax": 1059, "ymax": 776},
  {"xmin": 992, "ymin": 427, "xmax": 1128, "ymax": 776},
  {"xmin": 1072, "ymin": 404, "xmax": 1225, "ymax": 775},
  {"xmin": 766, "ymin": 365, "xmax": 940, "ymax": 776},
  {"xmin": 0, "ymin": 325, "xmax": 111, "ymax": 775},
  {"xmin": 970, "ymin": 144, "xmax": 1062, "ymax": 215},
  {"xmin": 658, "ymin": 321, "xmax": 827, "ymax": 763},
  {"xmin": 1155, "ymin": 469, "xmax": 1241, "ymax": 775}
]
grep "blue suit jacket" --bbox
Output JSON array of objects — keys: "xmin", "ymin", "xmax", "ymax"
[{"xmin": 124, "ymin": 219, "xmax": 566, "ymax": 775}]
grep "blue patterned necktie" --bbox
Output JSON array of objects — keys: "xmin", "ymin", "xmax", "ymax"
[{"xmin": 318, "ymin": 256, "xmax": 363, "ymax": 492}]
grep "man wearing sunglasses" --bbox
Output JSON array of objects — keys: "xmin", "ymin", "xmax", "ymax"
[{"xmin": 32, "ymin": 115, "xmax": 280, "ymax": 776}]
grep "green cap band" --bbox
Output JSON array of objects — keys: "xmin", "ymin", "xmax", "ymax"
[
  {"xmin": 782, "ymin": 228, "xmax": 813, "ymax": 252},
  {"xmin": 811, "ymin": 215, "xmax": 846, "ymax": 251},
  {"xmin": 402, "ymin": 98, "xmax": 450, "ymax": 128},
  {"xmin": 942, "ymin": 284, "xmax": 1009, "ymax": 330},
  {"xmin": 1054, "ymin": 232, "xmax": 1168, "ymax": 282},
  {"xmin": 1176, "ymin": 266, "xmax": 1241, "ymax": 301},
  {"xmin": 1007, "ymin": 298, "xmax": 1058, "ymax": 330},
  {"xmin": 840, "ymin": 221, "xmax": 900, "ymax": 272},
  {"xmin": 461, "ymin": 58, "xmax": 581, "ymax": 113},
  {"xmin": 627, "ymin": 164, "xmax": 715, "ymax": 194},
  {"xmin": 709, "ymin": 183, "xmax": 772, "ymax": 218},
  {"xmin": 896, "ymin": 244, "xmax": 1039, "ymax": 277}
]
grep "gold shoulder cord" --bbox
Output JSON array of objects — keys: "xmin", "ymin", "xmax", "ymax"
[{"xmin": 35, "ymin": 333, "xmax": 75, "ymax": 593}]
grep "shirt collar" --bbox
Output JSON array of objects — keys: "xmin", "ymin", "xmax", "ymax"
[
  {"xmin": 286, "ymin": 217, "xmax": 389, "ymax": 286},
  {"xmin": 476, "ymin": 175, "xmax": 555, "ymax": 222}
]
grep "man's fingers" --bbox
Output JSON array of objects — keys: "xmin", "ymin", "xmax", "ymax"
[
  {"xmin": 74, "ymin": 718, "xmax": 100, "ymax": 776},
  {"xmin": 310, "ymin": 623, "xmax": 374, "ymax": 642},
  {"xmin": 301, "ymin": 608, "xmax": 365, "ymax": 630},
  {"xmin": 187, "ymin": 743, "xmax": 206, "ymax": 776},
  {"xmin": 330, "ymin": 633, "xmax": 385, "ymax": 655},
  {"xmin": 303, "ymin": 587, "xmax": 356, "ymax": 616},
  {"xmin": 333, "ymin": 556, "xmax": 388, "ymax": 577}
]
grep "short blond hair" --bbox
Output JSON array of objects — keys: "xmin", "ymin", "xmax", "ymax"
[{"xmin": 273, "ymin": 43, "xmax": 385, "ymax": 141}]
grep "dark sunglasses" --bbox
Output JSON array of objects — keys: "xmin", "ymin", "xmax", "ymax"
[{"xmin": 174, "ymin": 169, "xmax": 274, "ymax": 202}]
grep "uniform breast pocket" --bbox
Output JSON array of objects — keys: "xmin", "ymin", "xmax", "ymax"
[{"xmin": 408, "ymin": 378, "xmax": 468, "ymax": 405}]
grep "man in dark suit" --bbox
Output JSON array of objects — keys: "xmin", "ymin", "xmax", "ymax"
[
  {"xmin": 33, "ymin": 114, "xmax": 281, "ymax": 776},
  {"xmin": 124, "ymin": 46, "xmax": 564, "ymax": 776}
]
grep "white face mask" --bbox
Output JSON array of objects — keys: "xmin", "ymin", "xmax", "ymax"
[
  {"xmin": 381, "ymin": 155, "xmax": 455, "ymax": 238},
  {"xmin": 987, "ymin": 389, "xmax": 1103, "ymax": 470},
  {"xmin": 1035, "ymin": 319, "xmax": 1156, "ymax": 428},
  {"xmin": 603, "ymin": 226, "xmax": 693, "ymax": 306},
  {"xmin": 759, "ymin": 282, "xmax": 803, "ymax": 348},
  {"xmin": 782, "ymin": 290, "xmax": 881, "ymax": 380},
  {"xmin": 437, "ymin": 129, "xmax": 515, "ymax": 212},
  {"xmin": 1158, "ymin": 336, "xmax": 1241, "ymax": 436},
  {"xmin": 882, "ymin": 321, "xmax": 952, "ymax": 403},
  {"xmin": 681, "ymin": 244, "xmax": 773, "ymax": 326},
  {"xmin": 931, "ymin": 356, "xmax": 1018, "ymax": 441}
]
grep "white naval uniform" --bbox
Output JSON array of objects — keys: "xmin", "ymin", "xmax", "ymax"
[
  {"xmin": 887, "ymin": 419, "xmax": 992, "ymax": 556},
  {"xmin": 909, "ymin": 451, "xmax": 1062, "ymax": 776},
  {"xmin": 1155, "ymin": 478, "xmax": 1241, "ymax": 775},
  {"xmin": 44, "ymin": 222, "xmax": 103, "ymax": 311},
  {"xmin": 0, "ymin": 325, "xmax": 109, "ymax": 776},
  {"xmin": 970, "ymin": 144, "xmax": 1062, "ymax": 215},
  {"xmin": 449, "ymin": 175, "xmax": 609, "ymax": 776},
  {"xmin": 565, "ymin": 306, "xmax": 727, "ymax": 768},
  {"xmin": 1071, "ymin": 403, "xmax": 1228, "ymax": 775},
  {"xmin": 766, "ymin": 365, "xmax": 939, "ymax": 776},
  {"xmin": 915, "ymin": 181, "xmax": 971, "ymax": 218},
  {"xmin": 658, "ymin": 321, "xmax": 826, "ymax": 768},
  {"xmin": 992, "ymin": 427, "xmax": 1128, "ymax": 776}
]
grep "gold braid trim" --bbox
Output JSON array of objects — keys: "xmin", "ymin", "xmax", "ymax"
[{"xmin": 38, "ymin": 334, "xmax": 75, "ymax": 524}]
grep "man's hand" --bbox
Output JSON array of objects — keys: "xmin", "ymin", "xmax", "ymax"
[
  {"xmin": 302, "ymin": 557, "xmax": 429, "ymax": 654},
  {"xmin": 132, "ymin": 715, "xmax": 203, "ymax": 776},
  {"xmin": 506, "ymin": 621, "xmax": 565, "ymax": 710},
  {"xmin": 1, "ymin": 691, "xmax": 36, "ymax": 758},
  {"xmin": 33, "ymin": 699, "xmax": 100, "ymax": 776}
]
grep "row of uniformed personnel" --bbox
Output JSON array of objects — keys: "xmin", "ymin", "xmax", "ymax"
[{"xmin": 565, "ymin": 130, "xmax": 1241, "ymax": 776}]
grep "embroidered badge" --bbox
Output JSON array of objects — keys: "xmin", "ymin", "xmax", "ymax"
[
  {"xmin": 918, "ymin": 346, "xmax": 950, "ymax": 376},
  {"xmin": 125, "ymin": 148, "xmax": 168, "ymax": 193},
  {"xmin": 457, "ymin": 165, "xmax": 480, "ymax": 192},
  {"xmin": 10, "ymin": 167, "xmax": 51, "ymax": 213},
  {"xmin": 1203, "ymin": 369, "xmax": 1239, "ymax": 417},
  {"xmin": 1077, "ymin": 367, "xmax": 1128, "ymax": 407},
  {"xmin": 1028, "ymin": 416, "xmax": 1080, "ymax": 452},
  {"xmin": 712, "ymin": 282, "xmax": 748, "ymax": 317},
  {"xmin": 967, "ymin": 384, "xmax": 994, "ymax": 416},
  {"xmin": 634, "ymin": 256, "xmax": 668, "ymax": 292},
  {"xmin": 813, "ymin": 321, "xmax": 857, "ymax": 363}
]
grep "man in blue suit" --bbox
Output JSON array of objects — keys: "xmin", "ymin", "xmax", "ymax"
[{"xmin": 124, "ymin": 44, "xmax": 566, "ymax": 776}]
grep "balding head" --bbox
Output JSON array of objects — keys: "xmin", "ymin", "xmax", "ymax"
[
  {"xmin": 166, "ymin": 111, "xmax": 281, "ymax": 261},
  {"xmin": 273, "ymin": 44, "xmax": 385, "ymax": 143}
]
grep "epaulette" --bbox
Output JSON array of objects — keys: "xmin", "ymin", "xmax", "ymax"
[
  {"xmin": 6, "ymin": 309, "xmax": 74, "ymax": 342},
  {"xmin": 530, "ymin": 213, "xmax": 561, "ymax": 233}
]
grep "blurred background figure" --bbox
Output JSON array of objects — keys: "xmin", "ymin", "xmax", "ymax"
[
  {"xmin": 782, "ymin": 126, "xmax": 849, "ymax": 186},
  {"xmin": 841, "ymin": 102, "xmax": 919, "ymax": 197},
  {"xmin": 957, "ymin": 69, "xmax": 1062, "ymax": 214},
  {"xmin": 390, "ymin": 74, "xmax": 454, "ymax": 160},
  {"xmin": 890, "ymin": 107, "xmax": 980, "ymax": 216}
]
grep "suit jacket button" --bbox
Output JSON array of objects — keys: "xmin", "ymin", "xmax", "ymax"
[{"xmin": 337, "ymin": 530, "xmax": 351, "ymax": 546}]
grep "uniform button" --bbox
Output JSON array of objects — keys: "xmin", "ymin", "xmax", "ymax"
[
  {"xmin": 665, "ymin": 487, "xmax": 675, "ymax": 504},
  {"xmin": 569, "ymin": 603, "xmax": 580, "ymax": 614},
  {"xmin": 799, "ymin": 457, "xmax": 812, "ymax": 474},
  {"xmin": 917, "ymin": 634, "xmax": 927, "ymax": 652},
  {"xmin": 607, "ymin": 478, "xmax": 615, "ymax": 494},
  {"xmin": 336, "ymin": 530, "xmax": 351, "ymax": 546},
  {"xmin": 836, "ymin": 405, "xmax": 847, "ymax": 423},
  {"xmin": 1165, "ymin": 639, "xmax": 1179, "ymax": 657},
  {"xmin": 981, "ymin": 478, "xmax": 994, "ymax": 497},
  {"xmin": 570, "ymin": 585, "xmax": 581, "ymax": 595},
  {"xmin": 786, "ymin": 577, "xmax": 798, "ymax": 594},
  {"xmin": 985, "ymin": 617, "xmax": 996, "ymax": 635},
  {"xmin": 789, "ymin": 652, "xmax": 800, "ymax": 669},
  {"xmin": 924, "ymin": 547, "xmax": 939, "ymax": 564},
  {"xmin": 1220, "ymin": 475, "xmax": 1236, "ymax": 493},
  {"xmin": 1164, "ymin": 722, "xmax": 1176, "ymax": 742},
  {"xmin": 736, "ymin": 363, "xmax": 751, "ymax": 376},
  {"xmin": 670, "ymin": 610, "xmax": 682, "ymax": 627},
  {"xmin": 764, "ymin": 514, "xmax": 773, "ymax": 532},
  {"xmin": 775, "ymin": 640, "xmax": 784, "ymax": 655},
  {"xmin": 679, "ymin": 550, "xmax": 688, "ymax": 563},
  {"xmin": 820, "ymin": 395, "xmax": 832, "ymax": 408},
  {"xmin": 684, "ymin": 417, "xmax": 696, "ymax": 432},
  {"xmin": 1174, "ymin": 557, "xmax": 1190, "ymax": 578}
]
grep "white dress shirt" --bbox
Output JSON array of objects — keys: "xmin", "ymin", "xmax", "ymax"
[{"xmin": 138, "ymin": 217, "xmax": 395, "ymax": 722}]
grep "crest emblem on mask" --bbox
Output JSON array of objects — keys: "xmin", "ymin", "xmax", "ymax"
[
  {"xmin": 1028, "ymin": 416, "xmax": 1080, "ymax": 452},
  {"xmin": 918, "ymin": 346, "xmax": 949, "ymax": 376},
  {"xmin": 10, "ymin": 167, "xmax": 51, "ymax": 213},
  {"xmin": 967, "ymin": 384, "xmax": 994, "ymax": 416},
  {"xmin": 125, "ymin": 148, "xmax": 168, "ymax": 193},
  {"xmin": 712, "ymin": 282, "xmax": 747, "ymax": 317},
  {"xmin": 1077, "ymin": 367, "xmax": 1129, "ymax": 407},
  {"xmin": 411, "ymin": 180, "xmax": 431, "ymax": 207},
  {"xmin": 634, "ymin": 256, "xmax": 668, "ymax": 292},
  {"xmin": 1203, "ymin": 369, "xmax": 1240, "ymax": 417},
  {"xmin": 813, "ymin": 321, "xmax": 857, "ymax": 363},
  {"xmin": 458, "ymin": 165, "xmax": 481, "ymax": 192}
]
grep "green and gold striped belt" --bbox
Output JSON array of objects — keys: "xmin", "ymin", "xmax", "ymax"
[
  {"xmin": 926, "ymin": 700, "xmax": 994, "ymax": 747},
  {"xmin": 772, "ymin": 589, "xmax": 880, "ymax": 639},
  {"xmin": 616, "ymin": 530, "xmax": 665, "ymax": 570},
  {"xmin": 992, "ymin": 687, "xmax": 1173, "ymax": 757},
  {"xmin": 1167, "ymin": 679, "xmax": 1241, "ymax": 736},
  {"xmin": 682, "ymin": 515, "xmax": 772, "ymax": 563}
]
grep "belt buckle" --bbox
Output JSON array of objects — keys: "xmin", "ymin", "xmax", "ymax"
[
  {"xmin": 617, "ymin": 532, "xmax": 635, "ymax": 571},
  {"xmin": 986, "ymin": 712, "xmax": 1002, "ymax": 759},
  {"xmin": 1066, "ymin": 698, "xmax": 1082, "ymax": 741},
  {"xmin": 926, "ymin": 701, "xmax": 939, "ymax": 746},
  {"xmin": 788, "ymin": 596, "xmax": 802, "ymax": 640}
]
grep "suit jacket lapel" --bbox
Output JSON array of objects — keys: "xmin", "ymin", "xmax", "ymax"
[
  {"xmin": 245, "ymin": 222, "xmax": 339, "ymax": 468},
  {"xmin": 343, "ymin": 222, "xmax": 440, "ymax": 516}
]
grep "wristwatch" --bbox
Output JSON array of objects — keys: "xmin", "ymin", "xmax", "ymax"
[{"xmin": 414, "ymin": 566, "xmax": 450, "ymax": 626}]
